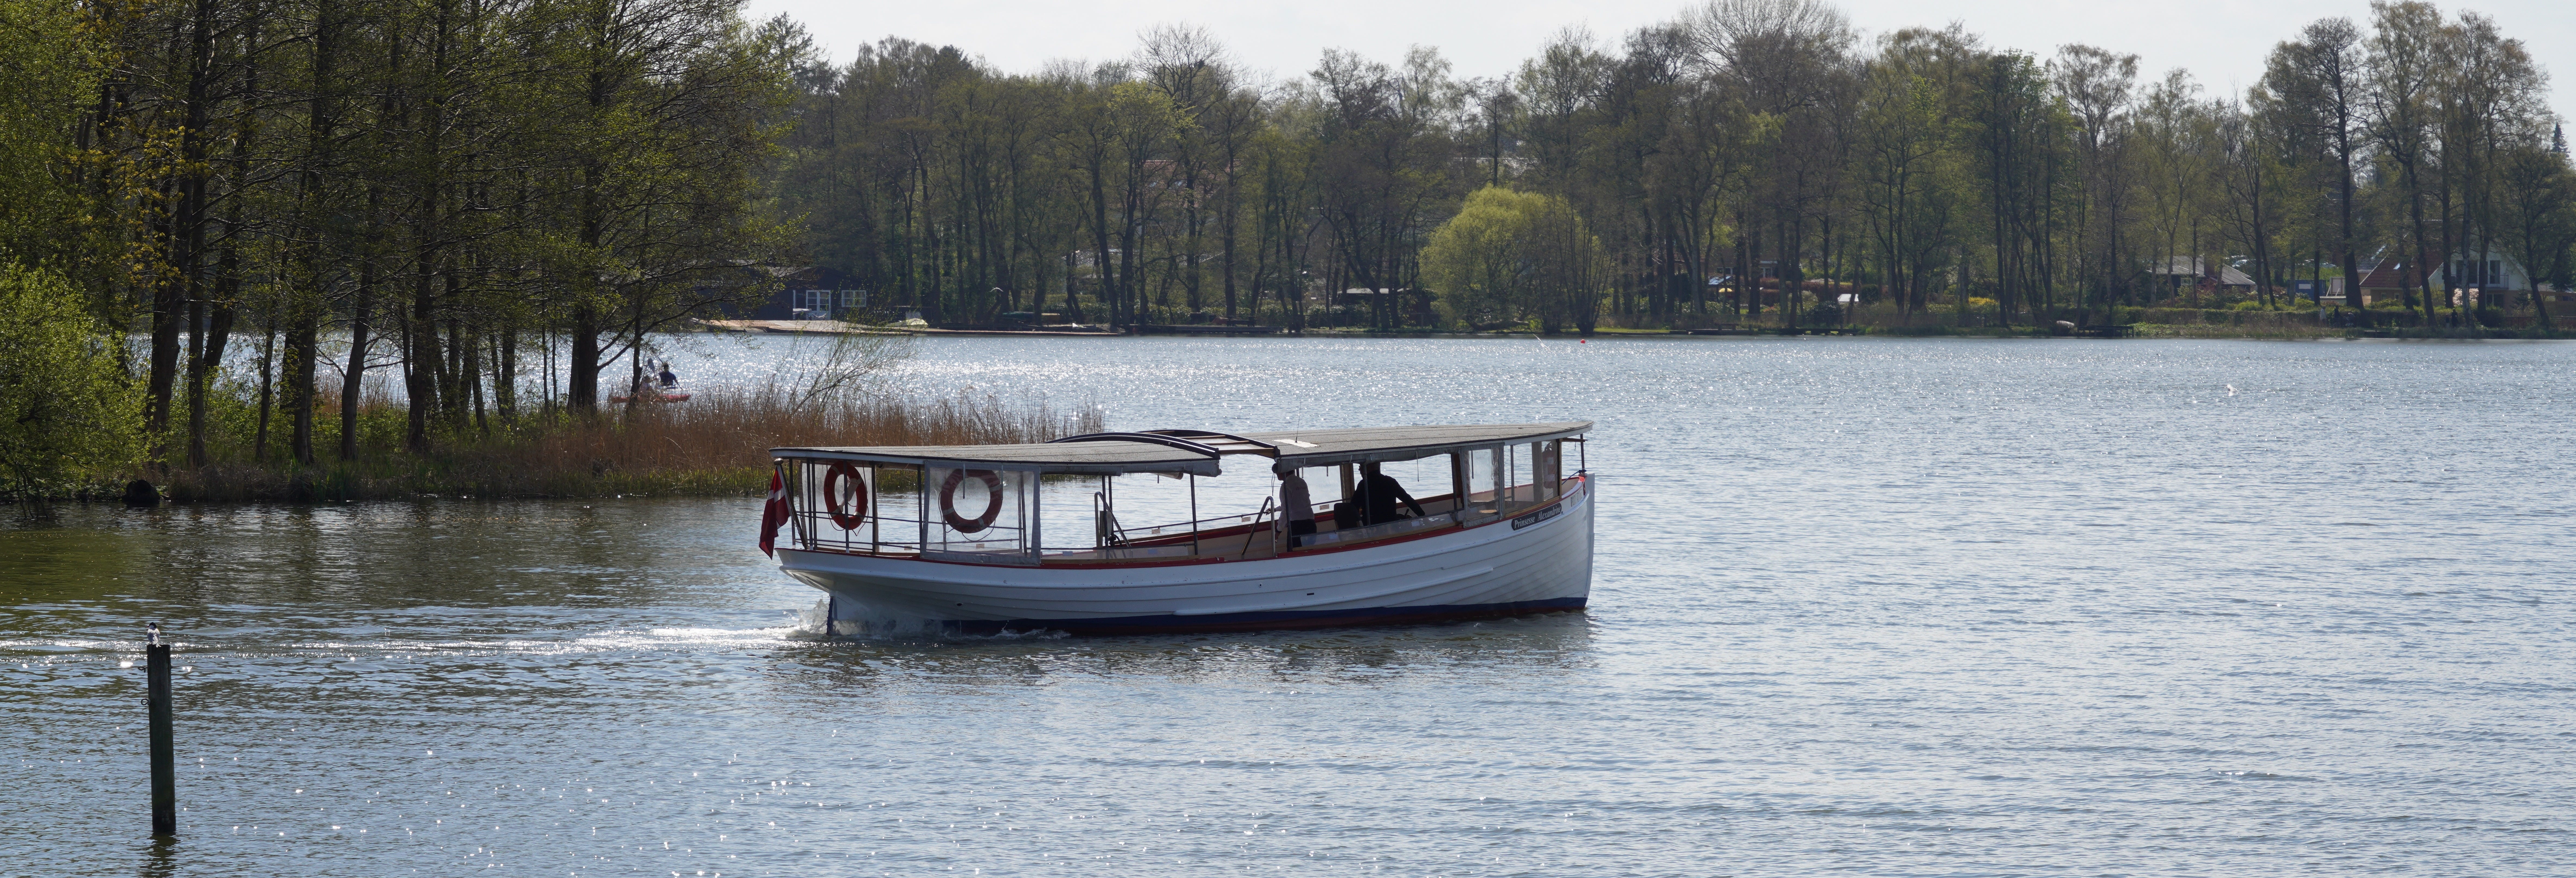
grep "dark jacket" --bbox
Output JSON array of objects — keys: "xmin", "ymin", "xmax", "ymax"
[{"xmin": 1353, "ymin": 472, "xmax": 1423, "ymax": 526}]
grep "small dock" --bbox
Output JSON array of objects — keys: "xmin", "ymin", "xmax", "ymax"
[
  {"xmin": 694, "ymin": 319, "xmax": 1118, "ymax": 337},
  {"xmin": 1668, "ymin": 325, "xmax": 1857, "ymax": 336},
  {"xmin": 1129, "ymin": 324, "xmax": 1283, "ymax": 335},
  {"xmin": 693, "ymin": 319, "xmax": 906, "ymax": 335},
  {"xmin": 915, "ymin": 327, "xmax": 1119, "ymax": 337}
]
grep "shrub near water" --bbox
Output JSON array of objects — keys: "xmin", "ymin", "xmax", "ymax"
[{"xmin": 0, "ymin": 265, "xmax": 143, "ymax": 496}]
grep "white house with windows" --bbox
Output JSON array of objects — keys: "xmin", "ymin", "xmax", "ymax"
[{"xmin": 2433, "ymin": 247, "xmax": 2533, "ymax": 306}]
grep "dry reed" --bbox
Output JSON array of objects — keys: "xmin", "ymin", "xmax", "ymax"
[
  {"xmin": 453, "ymin": 387, "xmax": 1101, "ymax": 485},
  {"xmin": 163, "ymin": 386, "xmax": 1102, "ymax": 502}
]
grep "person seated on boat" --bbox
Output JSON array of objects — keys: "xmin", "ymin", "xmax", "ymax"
[
  {"xmin": 657, "ymin": 361, "xmax": 678, "ymax": 388},
  {"xmin": 1277, "ymin": 467, "xmax": 1316, "ymax": 548},
  {"xmin": 1353, "ymin": 461, "xmax": 1425, "ymax": 527}
]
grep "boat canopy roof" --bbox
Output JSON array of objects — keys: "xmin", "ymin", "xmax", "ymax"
[{"xmin": 771, "ymin": 421, "xmax": 1592, "ymax": 476}]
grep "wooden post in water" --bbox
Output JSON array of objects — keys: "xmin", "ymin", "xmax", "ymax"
[{"xmin": 146, "ymin": 622, "xmax": 176, "ymax": 836}]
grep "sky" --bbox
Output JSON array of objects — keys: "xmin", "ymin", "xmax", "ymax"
[{"xmin": 744, "ymin": 0, "xmax": 2574, "ymax": 127}]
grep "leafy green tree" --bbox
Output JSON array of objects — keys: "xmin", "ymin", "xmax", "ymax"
[
  {"xmin": 0, "ymin": 0, "xmax": 96, "ymax": 262},
  {"xmin": 1422, "ymin": 186, "xmax": 1538, "ymax": 327},
  {"xmin": 0, "ymin": 265, "xmax": 143, "ymax": 494},
  {"xmin": 2365, "ymin": 0, "xmax": 2446, "ymax": 320},
  {"xmin": 2255, "ymin": 18, "xmax": 2365, "ymax": 313},
  {"xmin": 2493, "ymin": 141, "xmax": 2576, "ymax": 325},
  {"xmin": 1421, "ymin": 186, "xmax": 1605, "ymax": 332}
]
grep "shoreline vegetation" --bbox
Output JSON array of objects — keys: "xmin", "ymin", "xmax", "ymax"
[
  {"xmin": 736, "ymin": 305, "xmax": 2569, "ymax": 340},
  {"xmin": 9, "ymin": 322, "xmax": 1105, "ymax": 504}
]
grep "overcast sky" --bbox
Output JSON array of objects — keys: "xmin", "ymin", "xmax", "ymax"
[{"xmin": 745, "ymin": 0, "xmax": 2573, "ymax": 127}]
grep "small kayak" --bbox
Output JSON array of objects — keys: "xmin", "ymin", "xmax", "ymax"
[{"xmin": 610, "ymin": 391, "xmax": 691, "ymax": 403}]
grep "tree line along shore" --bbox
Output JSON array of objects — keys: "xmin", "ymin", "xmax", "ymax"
[{"xmin": 0, "ymin": 0, "xmax": 2568, "ymax": 498}]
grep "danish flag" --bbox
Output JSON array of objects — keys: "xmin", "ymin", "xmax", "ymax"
[{"xmin": 758, "ymin": 467, "xmax": 790, "ymax": 557}]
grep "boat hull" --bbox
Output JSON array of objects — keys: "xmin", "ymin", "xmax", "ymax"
[{"xmin": 777, "ymin": 479, "xmax": 1595, "ymax": 635}]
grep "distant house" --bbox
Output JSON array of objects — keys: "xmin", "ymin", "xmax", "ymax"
[
  {"xmin": 2146, "ymin": 257, "xmax": 2255, "ymax": 292},
  {"xmin": 724, "ymin": 266, "xmax": 866, "ymax": 320},
  {"xmin": 2432, "ymin": 248, "xmax": 2534, "ymax": 308},
  {"xmin": 2355, "ymin": 254, "xmax": 2433, "ymax": 306}
]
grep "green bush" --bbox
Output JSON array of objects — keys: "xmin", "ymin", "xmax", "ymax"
[{"xmin": 0, "ymin": 263, "xmax": 143, "ymax": 494}]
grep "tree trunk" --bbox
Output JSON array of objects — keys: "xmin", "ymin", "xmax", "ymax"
[
  {"xmin": 287, "ymin": 0, "xmax": 339, "ymax": 467},
  {"xmin": 494, "ymin": 326, "xmax": 517, "ymax": 420},
  {"xmin": 404, "ymin": 251, "xmax": 442, "ymax": 453},
  {"xmin": 253, "ymin": 318, "xmax": 276, "ymax": 462},
  {"xmin": 337, "ymin": 257, "xmax": 373, "ymax": 461},
  {"xmin": 569, "ymin": 302, "xmax": 601, "ymax": 408}
]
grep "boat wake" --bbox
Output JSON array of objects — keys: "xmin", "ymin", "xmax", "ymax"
[{"xmin": 785, "ymin": 598, "xmax": 1070, "ymax": 642}]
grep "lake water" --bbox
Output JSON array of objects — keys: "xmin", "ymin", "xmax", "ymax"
[{"xmin": 6, "ymin": 336, "xmax": 2573, "ymax": 876}]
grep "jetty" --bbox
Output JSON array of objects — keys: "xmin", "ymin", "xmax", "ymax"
[{"xmin": 693, "ymin": 319, "xmax": 1117, "ymax": 337}]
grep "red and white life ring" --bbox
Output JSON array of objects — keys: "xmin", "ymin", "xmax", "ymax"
[
  {"xmin": 940, "ymin": 469, "xmax": 1005, "ymax": 534},
  {"xmin": 822, "ymin": 462, "xmax": 868, "ymax": 530}
]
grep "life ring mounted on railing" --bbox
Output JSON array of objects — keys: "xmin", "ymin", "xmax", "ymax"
[
  {"xmin": 940, "ymin": 469, "xmax": 1006, "ymax": 534},
  {"xmin": 822, "ymin": 461, "xmax": 868, "ymax": 530}
]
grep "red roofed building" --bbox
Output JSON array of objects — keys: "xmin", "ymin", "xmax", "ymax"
[{"xmin": 2355, "ymin": 255, "xmax": 2433, "ymax": 306}]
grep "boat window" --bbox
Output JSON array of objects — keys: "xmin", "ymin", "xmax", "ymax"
[
  {"xmin": 923, "ymin": 466, "xmax": 1035, "ymax": 561},
  {"xmin": 1505, "ymin": 442, "xmax": 1538, "ymax": 511},
  {"xmin": 1534, "ymin": 440, "xmax": 1561, "ymax": 501},
  {"xmin": 1045, "ymin": 467, "xmax": 1290, "ymax": 560},
  {"xmin": 1460, "ymin": 447, "xmax": 1499, "ymax": 517},
  {"xmin": 789, "ymin": 460, "xmax": 923, "ymax": 554}
]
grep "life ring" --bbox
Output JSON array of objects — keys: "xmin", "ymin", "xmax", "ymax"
[
  {"xmin": 822, "ymin": 462, "xmax": 868, "ymax": 530},
  {"xmin": 939, "ymin": 469, "xmax": 1005, "ymax": 534}
]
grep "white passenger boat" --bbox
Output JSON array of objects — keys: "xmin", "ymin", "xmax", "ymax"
[{"xmin": 761, "ymin": 422, "xmax": 1595, "ymax": 634}]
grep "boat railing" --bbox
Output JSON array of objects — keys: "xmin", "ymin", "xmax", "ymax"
[
  {"xmin": 1242, "ymin": 496, "xmax": 1277, "ymax": 557},
  {"xmin": 1042, "ymin": 503, "xmax": 1285, "ymax": 561},
  {"xmin": 790, "ymin": 500, "xmax": 929, "ymax": 556},
  {"xmin": 1093, "ymin": 492, "xmax": 1131, "ymax": 547},
  {"xmin": 1083, "ymin": 511, "xmax": 1232, "ymax": 546},
  {"xmin": 923, "ymin": 517, "xmax": 1033, "ymax": 561}
]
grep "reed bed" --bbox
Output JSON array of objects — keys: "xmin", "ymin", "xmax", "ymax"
[{"xmin": 160, "ymin": 385, "xmax": 1102, "ymax": 502}]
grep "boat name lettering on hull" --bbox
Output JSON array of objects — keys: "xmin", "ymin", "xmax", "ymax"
[{"xmin": 1510, "ymin": 502, "xmax": 1563, "ymax": 530}]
